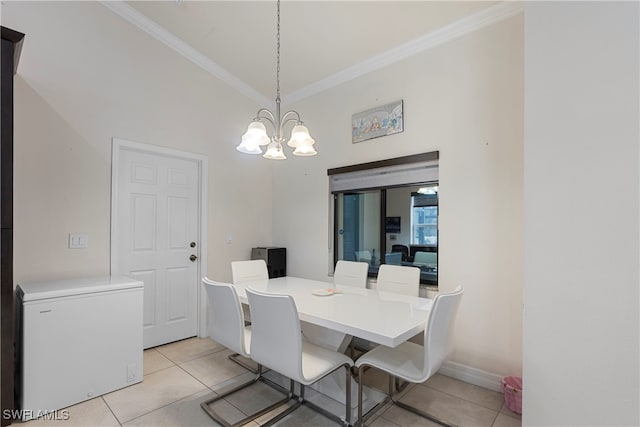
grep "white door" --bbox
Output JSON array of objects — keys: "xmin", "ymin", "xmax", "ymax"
[{"xmin": 113, "ymin": 145, "xmax": 201, "ymax": 349}]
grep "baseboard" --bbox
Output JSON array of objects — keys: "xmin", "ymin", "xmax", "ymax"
[{"xmin": 438, "ymin": 360, "xmax": 504, "ymax": 392}]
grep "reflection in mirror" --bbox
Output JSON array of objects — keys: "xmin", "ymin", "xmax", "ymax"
[
  {"xmin": 385, "ymin": 183, "xmax": 438, "ymax": 285},
  {"xmin": 333, "ymin": 182, "xmax": 438, "ymax": 286},
  {"xmin": 335, "ymin": 190, "xmax": 381, "ymax": 267}
]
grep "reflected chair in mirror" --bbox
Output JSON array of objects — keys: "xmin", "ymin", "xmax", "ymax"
[
  {"xmin": 391, "ymin": 244, "xmax": 409, "ymax": 262},
  {"xmin": 356, "ymin": 287, "xmax": 464, "ymax": 427},
  {"xmin": 376, "ymin": 264, "xmax": 420, "ymax": 297},
  {"xmin": 246, "ymin": 288, "xmax": 354, "ymax": 427},
  {"xmin": 200, "ymin": 279, "xmax": 293, "ymax": 427},
  {"xmin": 384, "ymin": 252, "xmax": 403, "ymax": 265},
  {"xmin": 354, "ymin": 250, "xmax": 372, "ymax": 264},
  {"xmin": 413, "ymin": 251, "xmax": 437, "ymax": 268},
  {"xmin": 334, "ymin": 260, "xmax": 368, "ymax": 288}
]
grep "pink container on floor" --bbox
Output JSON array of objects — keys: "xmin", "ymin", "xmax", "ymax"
[{"xmin": 502, "ymin": 376, "xmax": 522, "ymax": 415}]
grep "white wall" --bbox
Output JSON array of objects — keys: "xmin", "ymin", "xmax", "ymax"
[
  {"xmin": 523, "ymin": 2, "xmax": 639, "ymax": 425},
  {"xmin": 3, "ymin": 1, "xmax": 274, "ymax": 285},
  {"xmin": 273, "ymin": 15, "xmax": 524, "ymax": 377}
]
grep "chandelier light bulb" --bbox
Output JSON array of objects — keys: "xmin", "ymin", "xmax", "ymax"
[
  {"xmin": 292, "ymin": 141, "xmax": 317, "ymax": 156},
  {"xmin": 287, "ymin": 124, "xmax": 313, "ymax": 148},
  {"xmin": 242, "ymin": 121, "xmax": 270, "ymax": 146},
  {"xmin": 263, "ymin": 141, "xmax": 287, "ymax": 160}
]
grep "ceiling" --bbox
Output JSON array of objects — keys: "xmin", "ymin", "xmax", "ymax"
[{"xmin": 120, "ymin": 1, "xmax": 505, "ymax": 105}]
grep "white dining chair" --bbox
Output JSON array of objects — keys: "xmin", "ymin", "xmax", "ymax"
[
  {"xmin": 376, "ymin": 264, "xmax": 420, "ymax": 297},
  {"xmin": 229, "ymin": 259, "xmax": 269, "ymax": 370},
  {"xmin": 231, "ymin": 259, "xmax": 269, "ymax": 283},
  {"xmin": 355, "ymin": 286, "xmax": 464, "ymax": 427},
  {"xmin": 334, "ymin": 260, "xmax": 369, "ymax": 288},
  {"xmin": 246, "ymin": 288, "xmax": 354, "ymax": 427},
  {"xmin": 200, "ymin": 279, "xmax": 293, "ymax": 426},
  {"xmin": 333, "ymin": 260, "xmax": 369, "ymax": 359}
]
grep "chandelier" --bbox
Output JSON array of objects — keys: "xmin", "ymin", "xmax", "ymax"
[{"xmin": 235, "ymin": 0, "xmax": 316, "ymax": 160}]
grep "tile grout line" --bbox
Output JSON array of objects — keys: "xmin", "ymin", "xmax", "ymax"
[
  {"xmin": 173, "ymin": 358, "xmax": 269, "ymax": 419},
  {"xmin": 100, "ymin": 395, "xmax": 123, "ymax": 427},
  {"xmin": 489, "ymin": 407, "xmax": 501, "ymax": 427},
  {"xmin": 113, "ymin": 358, "xmax": 212, "ymax": 426},
  {"xmin": 120, "ymin": 389, "xmax": 211, "ymax": 425},
  {"xmin": 421, "ymin": 381, "xmax": 507, "ymax": 414},
  {"xmin": 154, "ymin": 343, "xmax": 228, "ymax": 365},
  {"xmin": 174, "ymin": 358, "xmax": 218, "ymax": 391}
]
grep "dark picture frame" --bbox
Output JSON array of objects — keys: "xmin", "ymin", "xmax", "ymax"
[{"xmin": 385, "ymin": 216, "xmax": 401, "ymax": 233}]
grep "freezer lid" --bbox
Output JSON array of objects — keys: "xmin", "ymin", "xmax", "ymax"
[{"xmin": 17, "ymin": 276, "xmax": 144, "ymax": 302}]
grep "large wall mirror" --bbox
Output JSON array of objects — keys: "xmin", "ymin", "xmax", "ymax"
[{"xmin": 328, "ymin": 152, "xmax": 439, "ymax": 286}]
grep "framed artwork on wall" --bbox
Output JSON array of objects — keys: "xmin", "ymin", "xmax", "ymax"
[
  {"xmin": 385, "ymin": 216, "xmax": 401, "ymax": 233},
  {"xmin": 352, "ymin": 100, "xmax": 404, "ymax": 143}
]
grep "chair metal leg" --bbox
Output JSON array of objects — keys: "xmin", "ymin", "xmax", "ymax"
[
  {"xmin": 264, "ymin": 363, "xmax": 354, "ymax": 427},
  {"xmin": 228, "ymin": 352, "xmax": 259, "ymax": 374},
  {"xmin": 356, "ymin": 364, "xmax": 457, "ymax": 427},
  {"xmin": 391, "ymin": 398, "xmax": 457, "ymax": 427},
  {"xmin": 260, "ymin": 379, "xmax": 301, "ymax": 427},
  {"xmin": 345, "ymin": 364, "xmax": 352, "ymax": 425},
  {"xmin": 200, "ymin": 368, "xmax": 295, "ymax": 427},
  {"xmin": 356, "ymin": 365, "xmax": 391, "ymax": 427},
  {"xmin": 395, "ymin": 376, "xmax": 409, "ymax": 392},
  {"xmin": 298, "ymin": 363, "xmax": 353, "ymax": 427}
]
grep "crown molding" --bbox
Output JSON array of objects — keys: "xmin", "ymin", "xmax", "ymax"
[
  {"xmin": 101, "ymin": 1, "xmax": 522, "ymax": 107},
  {"xmin": 99, "ymin": 0, "xmax": 273, "ymax": 107},
  {"xmin": 283, "ymin": 1, "xmax": 524, "ymax": 105}
]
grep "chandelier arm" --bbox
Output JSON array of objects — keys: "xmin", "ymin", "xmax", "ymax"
[
  {"xmin": 278, "ymin": 110, "xmax": 302, "ymax": 135},
  {"xmin": 255, "ymin": 109, "xmax": 277, "ymax": 135}
]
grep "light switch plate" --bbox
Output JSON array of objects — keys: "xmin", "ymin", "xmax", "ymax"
[{"xmin": 69, "ymin": 233, "xmax": 89, "ymax": 249}]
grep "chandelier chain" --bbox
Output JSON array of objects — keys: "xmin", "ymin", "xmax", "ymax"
[
  {"xmin": 276, "ymin": 0, "xmax": 281, "ymax": 101},
  {"xmin": 235, "ymin": 0, "xmax": 316, "ymax": 158}
]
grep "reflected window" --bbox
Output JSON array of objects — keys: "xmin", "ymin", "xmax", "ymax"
[{"xmin": 412, "ymin": 187, "xmax": 438, "ymax": 246}]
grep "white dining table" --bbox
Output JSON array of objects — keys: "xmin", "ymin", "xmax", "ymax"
[
  {"xmin": 233, "ymin": 276, "xmax": 433, "ymax": 348},
  {"xmin": 232, "ymin": 276, "xmax": 433, "ymax": 415}
]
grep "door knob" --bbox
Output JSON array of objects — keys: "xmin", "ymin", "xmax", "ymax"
[
  {"xmin": 190, "ymin": 242, "xmax": 196, "ymax": 248},
  {"xmin": 189, "ymin": 254, "xmax": 198, "ymax": 262}
]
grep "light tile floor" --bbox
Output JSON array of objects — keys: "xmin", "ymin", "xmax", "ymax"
[{"xmin": 21, "ymin": 337, "xmax": 522, "ymax": 427}]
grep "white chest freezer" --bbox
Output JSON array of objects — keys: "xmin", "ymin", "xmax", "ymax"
[{"xmin": 16, "ymin": 276, "xmax": 144, "ymax": 420}]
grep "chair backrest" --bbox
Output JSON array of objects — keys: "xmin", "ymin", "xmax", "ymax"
[
  {"xmin": 423, "ymin": 286, "xmax": 464, "ymax": 379},
  {"xmin": 202, "ymin": 278, "xmax": 248, "ymax": 356},
  {"xmin": 391, "ymin": 244, "xmax": 409, "ymax": 261},
  {"xmin": 376, "ymin": 264, "xmax": 420, "ymax": 297},
  {"xmin": 414, "ymin": 251, "xmax": 437, "ymax": 266},
  {"xmin": 246, "ymin": 288, "xmax": 303, "ymax": 381},
  {"xmin": 334, "ymin": 260, "xmax": 368, "ymax": 288},
  {"xmin": 354, "ymin": 250, "xmax": 372, "ymax": 263},
  {"xmin": 231, "ymin": 259, "xmax": 268, "ymax": 284}
]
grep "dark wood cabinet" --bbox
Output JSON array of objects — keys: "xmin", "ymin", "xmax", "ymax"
[{"xmin": 1, "ymin": 26, "xmax": 25, "ymax": 427}]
